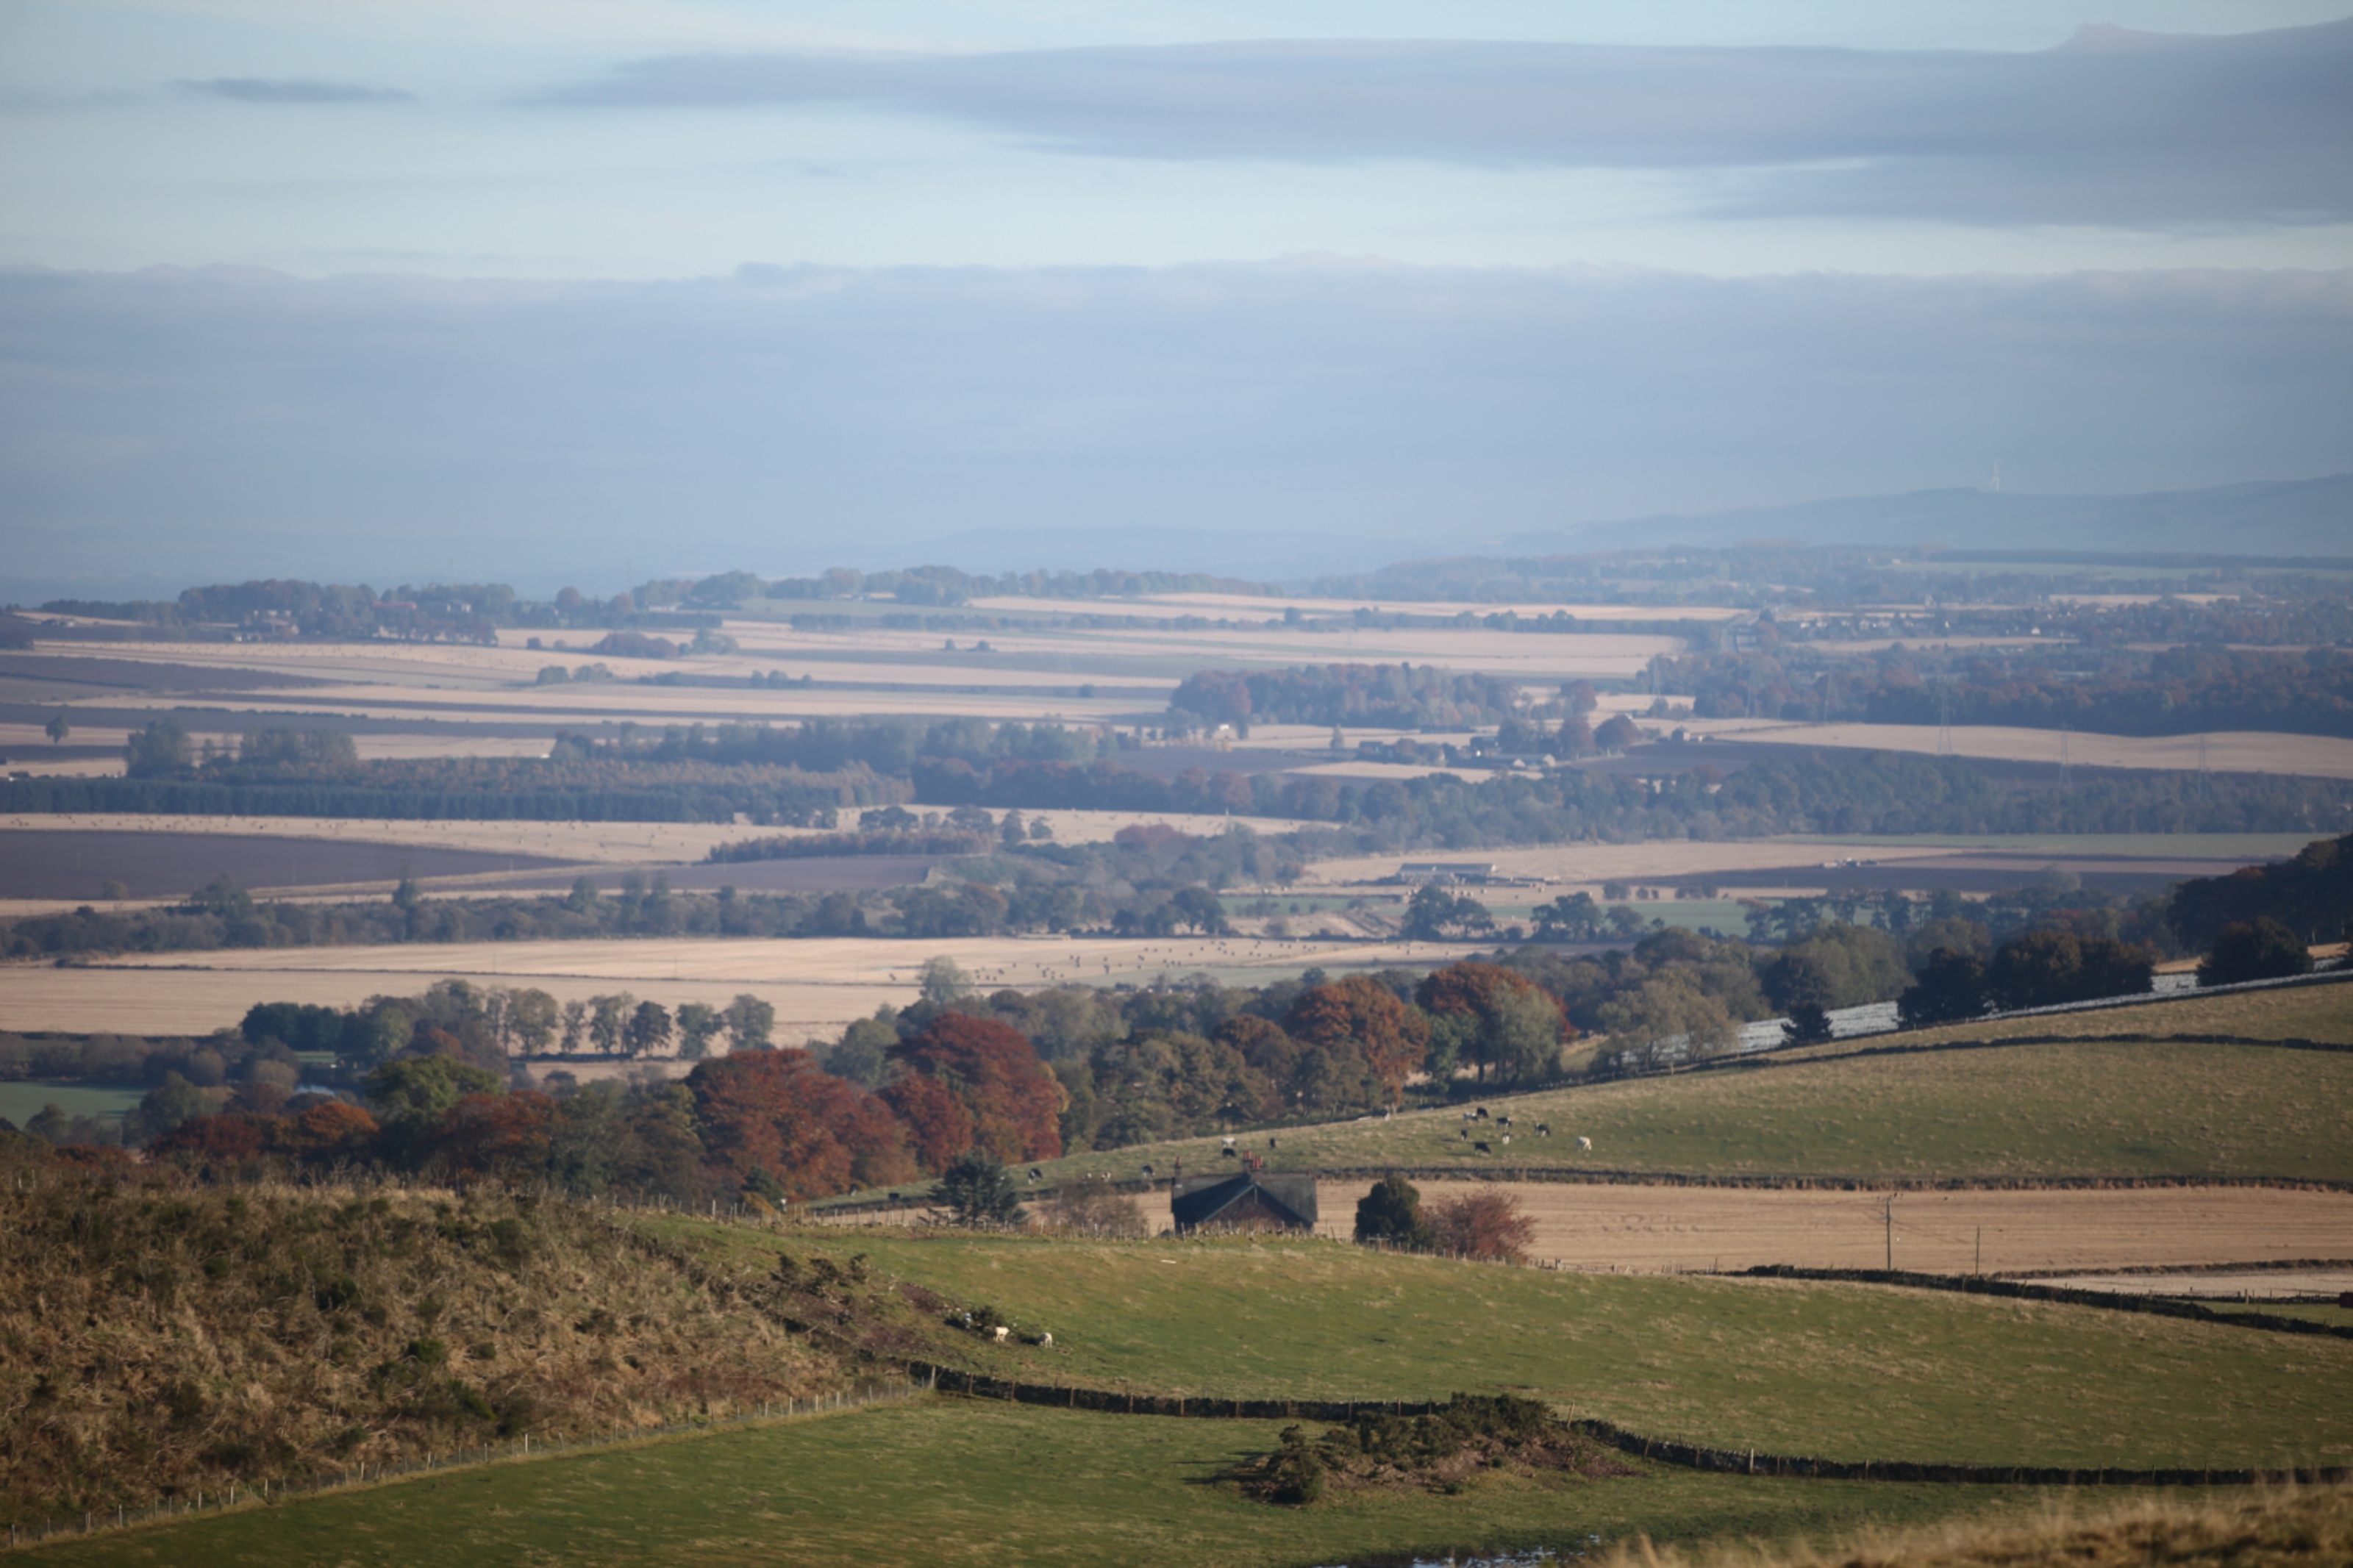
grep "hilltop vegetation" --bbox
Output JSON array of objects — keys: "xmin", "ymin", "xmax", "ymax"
[{"xmin": 0, "ymin": 1158, "xmax": 870, "ymax": 1528}]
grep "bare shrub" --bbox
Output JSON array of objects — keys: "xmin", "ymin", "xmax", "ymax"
[
  {"xmin": 1039, "ymin": 1174, "xmax": 1149, "ymax": 1239},
  {"xmin": 1426, "ymin": 1189, "xmax": 1537, "ymax": 1264}
]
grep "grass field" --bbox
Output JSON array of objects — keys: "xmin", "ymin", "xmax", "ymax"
[
  {"xmin": 0, "ymin": 1081, "xmax": 139, "ymax": 1128},
  {"xmin": 17, "ymin": 1400, "xmax": 2047, "ymax": 1568},
  {"xmin": 1010, "ymin": 994, "xmax": 2353, "ymax": 1191},
  {"xmin": 657, "ymin": 1227, "xmax": 2353, "ymax": 1472}
]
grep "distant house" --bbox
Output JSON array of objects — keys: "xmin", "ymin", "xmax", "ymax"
[{"xmin": 1170, "ymin": 1173, "xmax": 1318, "ymax": 1234}]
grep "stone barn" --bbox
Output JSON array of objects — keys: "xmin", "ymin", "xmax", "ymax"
[{"xmin": 1170, "ymin": 1173, "xmax": 1318, "ymax": 1235}]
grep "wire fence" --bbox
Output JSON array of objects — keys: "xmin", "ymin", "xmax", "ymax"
[{"xmin": 1, "ymin": 1377, "xmax": 921, "ymax": 1556}]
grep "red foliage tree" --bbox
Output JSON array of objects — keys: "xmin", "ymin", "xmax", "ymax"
[
  {"xmin": 1284, "ymin": 977, "xmax": 1429, "ymax": 1105},
  {"xmin": 1427, "ymin": 1189, "xmax": 1538, "ymax": 1264},
  {"xmin": 149, "ymin": 1113, "xmax": 272, "ymax": 1169},
  {"xmin": 431, "ymin": 1091, "xmax": 557, "ymax": 1178},
  {"xmin": 879, "ymin": 1073, "xmax": 976, "ymax": 1171},
  {"xmin": 888, "ymin": 1013, "xmax": 1065, "ymax": 1164},
  {"xmin": 689, "ymin": 1049, "xmax": 915, "ymax": 1200},
  {"xmin": 275, "ymin": 1100, "xmax": 379, "ymax": 1162}
]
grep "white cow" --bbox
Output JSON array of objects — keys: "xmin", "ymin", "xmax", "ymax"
[{"xmin": 1575, "ymin": 1136, "xmax": 1593, "ymax": 1152}]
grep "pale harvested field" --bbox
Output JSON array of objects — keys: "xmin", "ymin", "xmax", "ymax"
[
  {"xmin": 1303, "ymin": 832, "xmax": 2285, "ymax": 890},
  {"xmin": 2040, "ymin": 1269, "xmax": 2353, "ymax": 1300},
  {"xmin": 831, "ymin": 1181, "xmax": 2353, "ymax": 1275},
  {"xmin": 971, "ymin": 593, "xmax": 1747, "ymax": 623},
  {"xmin": 0, "ymin": 807, "xmax": 1300, "ymax": 873},
  {"xmin": 1685, "ymin": 718, "xmax": 2353, "ymax": 780},
  {"xmin": 0, "ymin": 932, "xmax": 1491, "ymax": 1038}
]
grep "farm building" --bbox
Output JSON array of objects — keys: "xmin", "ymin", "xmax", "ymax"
[{"xmin": 1170, "ymin": 1173, "xmax": 1318, "ymax": 1234}]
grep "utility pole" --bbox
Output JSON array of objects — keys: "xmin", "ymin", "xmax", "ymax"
[
  {"xmin": 1883, "ymin": 1195, "xmax": 1895, "ymax": 1271},
  {"xmin": 1975, "ymin": 1225, "xmax": 1982, "ymax": 1278}
]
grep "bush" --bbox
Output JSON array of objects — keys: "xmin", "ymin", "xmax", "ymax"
[
  {"xmin": 1426, "ymin": 1189, "xmax": 1536, "ymax": 1264},
  {"xmin": 1353, "ymin": 1174, "xmax": 1434, "ymax": 1250},
  {"xmin": 2199, "ymin": 917, "xmax": 2315, "ymax": 987}
]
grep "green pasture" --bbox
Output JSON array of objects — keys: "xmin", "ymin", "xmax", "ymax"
[
  {"xmin": 659, "ymin": 1227, "xmax": 2353, "ymax": 1472},
  {"xmin": 1817, "ymin": 981, "xmax": 2353, "ymax": 1051},
  {"xmin": 1018, "ymin": 1029, "xmax": 2353, "ymax": 1190},
  {"xmin": 0, "ymin": 1081, "xmax": 140, "ymax": 1130},
  {"xmin": 22, "ymin": 1400, "xmax": 2051, "ymax": 1568}
]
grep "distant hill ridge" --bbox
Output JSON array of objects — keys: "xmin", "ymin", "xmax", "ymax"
[{"xmin": 1493, "ymin": 473, "xmax": 2353, "ymax": 560}]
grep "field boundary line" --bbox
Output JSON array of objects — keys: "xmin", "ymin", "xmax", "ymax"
[
  {"xmin": 1738, "ymin": 1265, "xmax": 2353, "ymax": 1340},
  {"xmin": 903, "ymin": 1364, "xmax": 2351, "ymax": 1486}
]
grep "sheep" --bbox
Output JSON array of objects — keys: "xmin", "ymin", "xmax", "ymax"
[{"xmin": 1575, "ymin": 1136, "xmax": 1592, "ymax": 1151}]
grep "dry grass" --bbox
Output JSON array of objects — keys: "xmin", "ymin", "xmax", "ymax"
[
  {"xmin": 0, "ymin": 1170, "xmax": 848, "ymax": 1525},
  {"xmin": 1605, "ymin": 1481, "xmax": 2353, "ymax": 1568}
]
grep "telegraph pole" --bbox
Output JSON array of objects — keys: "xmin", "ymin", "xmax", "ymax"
[{"xmin": 1883, "ymin": 1195, "xmax": 1895, "ymax": 1271}]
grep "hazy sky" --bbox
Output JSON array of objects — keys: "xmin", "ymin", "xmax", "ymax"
[{"xmin": 2, "ymin": 2, "xmax": 2349, "ymax": 593}]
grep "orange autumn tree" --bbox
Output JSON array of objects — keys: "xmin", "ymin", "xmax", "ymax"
[
  {"xmin": 1283, "ymin": 975, "xmax": 1429, "ymax": 1106},
  {"xmin": 1415, "ymin": 962, "xmax": 1569, "ymax": 1086},
  {"xmin": 689, "ymin": 1048, "xmax": 916, "ymax": 1200},
  {"xmin": 884, "ymin": 1013, "xmax": 1065, "ymax": 1167},
  {"xmin": 432, "ymin": 1091, "xmax": 557, "ymax": 1178}
]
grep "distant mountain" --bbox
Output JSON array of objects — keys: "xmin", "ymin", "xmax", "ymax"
[{"xmin": 1494, "ymin": 473, "xmax": 2353, "ymax": 560}]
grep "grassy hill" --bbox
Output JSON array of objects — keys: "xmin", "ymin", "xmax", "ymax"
[
  {"xmin": 657, "ymin": 1226, "xmax": 2353, "ymax": 1474},
  {"xmin": 1008, "ymin": 984, "xmax": 2353, "ymax": 1188},
  {"xmin": 18, "ymin": 1401, "xmax": 2046, "ymax": 1568}
]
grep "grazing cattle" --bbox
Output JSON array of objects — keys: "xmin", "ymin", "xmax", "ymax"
[
  {"xmin": 1474, "ymin": 1140, "xmax": 1492, "ymax": 1154},
  {"xmin": 1535, "ymin": 1124, "xmax": 1549, "ymax": 1138},
  {"xmin": 1268, "ymin": 1137, "xmax": 1279, "ymax": 1150},
  {"xmin": 1222, "ymin": 1146, "xmax": 1239, "ymax": 1159},
  {"xmin": 1459, "ymin": 1128, "xmax": 1470, "ymax": 1141},
  {"xmin": 1474, "ymin": 1106, "xmax": 1490, "ymax": 1120},
  {"xmin": 1039, "ymin": 1332, "xmax": 1053, "ymax": 1347},
  {"xmin": 1140, "ymin": 1164, "xmax": 1154, "ymax": 1178},
  {"xmin": 1575, "ymin": 1136, "xmax": 1592, "ymax": 1151},
  {"xmin": 1501, "ymin": 1134, "xmax": 1511, "ymax": 1147},
  {"xmin": 1221, "ymin": 1136, "xmax": 1236, "ymax": 1148},
  {"xmin": 1499, "ymin": 1115, "xmax": 1513, "ymax": 1130},
  {"xmin": 1027, "ymin": 1167, "xmax": 1043, "ymax": 1182},
  {"xmin": 992, "ymin": 1325, "xmax": 1010, "ymax": 1342}
]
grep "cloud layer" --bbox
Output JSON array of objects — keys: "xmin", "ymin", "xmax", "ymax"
[
  {"xmin": 543, "ymin": 22, "xmax": 2353, "ymax": 228},
  {"xmin": 3, "ymin": 261, "xmax": 2347, "ymax": 593},
  {"xmin": 179, "ymin": 78, "xmax": 415, "ymax": 104}
]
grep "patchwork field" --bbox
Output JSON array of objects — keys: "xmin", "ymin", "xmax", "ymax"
[{"xmin": 1685, "ymin": 717, "xmax": 2353, "ymax": 780}]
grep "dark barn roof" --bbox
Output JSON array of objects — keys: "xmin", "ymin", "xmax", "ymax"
[{"xmin": 1170, "ymin": 1173, "xmax": 1318, "ymax": 1234}]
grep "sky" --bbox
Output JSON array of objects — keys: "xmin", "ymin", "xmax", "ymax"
[{"xmin": 2, "ymin": 1, "xmax": 2350, "ymax": 594}]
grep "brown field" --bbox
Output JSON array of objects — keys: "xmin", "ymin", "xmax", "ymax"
[
  {"xmin": 1303, "ymin": 831, "xmax": 2293, "ymax": 894},
  {"xmin": 0, "ymin": 806, "xmax": 1301, "ymax": 876},
  {"xmin": 0, "ymin": 931, "xmax": 1490, "ymax": 1039},
  {"xmin": 1680, "ymin": 718, "xmax": 2353, "ymax": 780},
  {"xmin": 833, "ymin": 1179, "xmax": 2353, "ymax": 1275}
]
